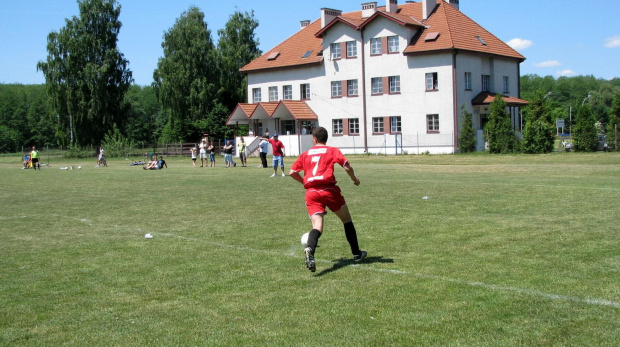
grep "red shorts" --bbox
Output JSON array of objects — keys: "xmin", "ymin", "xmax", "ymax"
[{"xmin": 305, "ymin": 186, "xmax": 346, "ymax": 217}]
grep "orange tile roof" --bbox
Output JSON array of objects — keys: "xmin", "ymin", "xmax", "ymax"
[
  {"xmin": 403, "ymin": 2, "xmax": 525, "ymax": 61},
  {"xmin": 240, "ymin": 1, "xmax": 524, "ymax": 73},
  {"xmin": 472, "ymin": 92, "xmax": 529, "ymax": 106},
  {"xmin": 277, "ymin": 100, "xmax": 318, "ymax": 120}
]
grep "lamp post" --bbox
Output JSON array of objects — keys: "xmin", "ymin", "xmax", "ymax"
[{"xmin": 582, "ymin": 94, "xmax": 592, "ymax": 106}]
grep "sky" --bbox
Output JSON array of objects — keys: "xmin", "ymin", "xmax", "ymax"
[{"xmin": 1, "ymin": 0, "xmax": 619, "ymax": 86}]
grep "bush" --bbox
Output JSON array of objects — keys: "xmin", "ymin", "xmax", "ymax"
[
  {"xmin": 64, "ymin": 144, "xmax": 92, "ymax": 158},
  {"xmin": 101, "ymin": 125, "xmax": 135, "ymax": 158}
]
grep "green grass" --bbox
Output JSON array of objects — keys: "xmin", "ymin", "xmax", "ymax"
[{"xmin": 1, "ymin": 152, "xmax": 619, "ymax": 346}]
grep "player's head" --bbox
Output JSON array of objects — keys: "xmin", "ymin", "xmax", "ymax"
[{"xmin": 312, "ymin": 127, "xmax": 328, "ymax": 144}]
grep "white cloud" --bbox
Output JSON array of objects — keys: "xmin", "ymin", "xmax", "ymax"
[
  {"xmin": 556, "ymin": 70, "xmax": 576, "ymax": 77},
  {"xmin": 507, "ymin": 38, "xmax": 533, "ymax": 50},
  {"xmin": 534, "ymin": 60, "xmax": 562, "ymax": 68},
  {"xmin": 604, "ymin": 36, "xmax": 620, "ymax": 48}
]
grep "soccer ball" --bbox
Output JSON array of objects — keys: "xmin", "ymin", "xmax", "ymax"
[{"xmin": 300, "ymin": 232, "xmax": 309, "ymax": 247}]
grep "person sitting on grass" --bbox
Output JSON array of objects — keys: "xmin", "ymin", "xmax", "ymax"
[
  {"xmin": 157, "ymin": 156, "xmax": 167, "ymax": 169},
  {"xmin": 144, "ymin": 156, "xmax": 158, "ymax": 170},
  {"xmin": 22, "ymin": 155, "xmax": 31, "ymax": 169}
]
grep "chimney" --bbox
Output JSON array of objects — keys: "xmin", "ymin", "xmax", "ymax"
[
  {"xmin": 300, "ymin": 20, "xmax": 310, "ymax": 30},
  {"xmin": 321, "ymin": 8, "xmax": 342, "ymax": 28},
  {"xmin": 444, "ymin": 0, "xmax": 459, "ymax": 10},
  {"xmin": 422, "ymin": 0, "xmax": 435, "ymax": 19},
  {"xmin": 386, "ymin": 0, "xmax": 398, "ymax": 13},
  {"xmin": 361, "ymin": 2, "xmax": 377, "ymax": 18}
]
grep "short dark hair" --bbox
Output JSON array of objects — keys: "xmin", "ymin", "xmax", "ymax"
[{"xmin": 312, "ymin": 126, "xmax": 328, "ymax": 144}]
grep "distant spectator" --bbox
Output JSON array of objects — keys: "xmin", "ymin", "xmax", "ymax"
[{"xmin": 238, "ymin": 137, "xmax": 247, "ymax": 167}]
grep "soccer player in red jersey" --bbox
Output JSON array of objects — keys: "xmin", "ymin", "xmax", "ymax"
[{"xmin": 289, "ymin": 126, "xmax": 367, "ymax": 272}]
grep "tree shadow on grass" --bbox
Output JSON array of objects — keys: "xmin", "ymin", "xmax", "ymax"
[{"xmin": 315, "ymin": 256, "xmax": 394, "ymax": 277}]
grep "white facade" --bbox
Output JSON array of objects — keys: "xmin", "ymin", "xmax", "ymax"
[{"xmin": 236, "ymin": 1, "xmax": 525, "ymax": 155}]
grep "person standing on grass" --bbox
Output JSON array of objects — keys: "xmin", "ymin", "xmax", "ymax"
[
  {"xmin": 258, "ymin": 137, "xmax": 269, "ymax": 168},
  {"xmin": 223, "ymin": 140, "xmax": 235, "ymax": 167},
  {"xmin": 199, "ymin": 139, "xmax": 208, "ymax": 167},
  {"xmin": 238, "ymin": 137, "xmax": 247, "ymax": 167},
  {"xmin": 190, "ymin": 146, "xmax": 197, "ymax": 168},
  {"xmin": 289, "ymin": 126, "xmax": 366, "ymax": 272},
  {"xmin": 265, "ymin": 133, "xmax": 285, "ymax": 177},
  {"xmin": 207, "ymin": 141, "xmax": 216, "ymax": 167},
  {"xmin": 30, "ymin": 146, "xmax": 40, "ymax": 170}
]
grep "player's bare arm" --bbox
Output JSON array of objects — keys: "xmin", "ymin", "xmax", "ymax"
[
  {"xmin": 289, "ymin": 170, "xmax": 304, "ymax": 184},
  {"xmin": 343, "ymin": 161, "xmax": 360, "ymax": 186}
]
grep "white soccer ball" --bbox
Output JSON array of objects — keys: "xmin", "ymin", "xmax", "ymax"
[
  {"xmin": 300, "ymin": 232, "xmax": 309, "ymax": 247},
  {"xmin": 144, "ymin": 233, "xmax": 153, "ymax": 239}
]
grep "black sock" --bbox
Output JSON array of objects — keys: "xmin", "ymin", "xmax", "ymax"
[
  {"xmin": 307, "ymin": 229, "xmax": 321, "ymax": 253},
  {"xmin": 344, "ymin": 222, "xmax": 360, "ymax": 255}
]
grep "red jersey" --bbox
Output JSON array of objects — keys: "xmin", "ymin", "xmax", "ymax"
[
  {"xmin": 268, "ymin": 139, "xmax": 285, "ymax": 156},
  {"xmin": 291, "ymin": 145, "xmax": 348, "ymax": 189}
]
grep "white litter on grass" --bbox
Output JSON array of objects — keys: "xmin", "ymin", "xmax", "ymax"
[
  {"xmin": 144, "ymin": 233, "xmax": 153, "ymax": 239},
  {"xmin": 422, "ymin": 196, "xmax": 428, "ymax": 200}
]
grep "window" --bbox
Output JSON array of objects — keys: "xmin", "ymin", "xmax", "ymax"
[
  {"xmin": 269, "ymin": 86, "xmax": 278, "ymax": 101},
  {"xmin": 333, "ymin": 119, "xmax": 343, "ymax": 135},
  {"xmin": 370, "ymin": 37, "xmax": 382, "ymax": 55},
  {"xmin": 331, "ymin": 81, "xmax": 342, "ymax": 97},
  {"xmin": 283, "ymin": 85, "xmax": 293, "ymax": 100},
  {"xmin": 301, "ymin": 50, "xmax": 313, "ymax": 58},
  {"xmin": 330, "ymin": 43, "xmax": 341, "ymax": 60},
  {"xmin": 301, "ymin": 121, "xmax": 313, "ymax": 134},
  {"xmin": 371, "ymin": 77, "xmax": 383, "ymax": 94},
  {"xmin": 388, "ymin": 35, "xmax": 399, "ymax": 53},
  {"xmin": 464, "ymin": 72, "xmax": 472, "ymax": 90},
  {"xmin": 481, "ymin": 75, "xmax": 490, "ymax": 92},
  {"xmin": 389, "ymin": 76, "xmax": 400, "ymax": 93},
  {"xmin": 390, "ymin": 116, "xmax": 401, "ymax": 133},
  {"xmin": 349, "ymin": 118, "xmax": 359, "ymax": 135},
  {"xmin": 346, "ymin": 41, "xmax": 357, "ymax": 58},
  {"xmin": 300, "ymin": 84, "xmax": 311, "ymax": 100},
  {"xmin": 281, "ymin": 120, "xmax": 296, "ymax": 135},
  {"xmin": 372, "ymin": 117, "xmax": 384, "ymax": 133},
  {"xmin": 426, "ymin": 73, "xmax": 438, "ymax": 90},
  {"xmin": 252, "ymin": 88, "xmax": 261, "ymax": 103},
  {"xmin": 348, "ymin": 79, "xmax": 358, "ymax": 96},
  {"xmin": 503, "ymin": 76, "xmax": 509, "ymax": 93},
  {"xmin": 427, "ymin": 114, "xmax": 439, "ymax": 132}
]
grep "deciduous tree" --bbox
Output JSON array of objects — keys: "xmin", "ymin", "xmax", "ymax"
[{"xmin": 37, "ymin": 0, "xmax": 132, "ymax": 146}]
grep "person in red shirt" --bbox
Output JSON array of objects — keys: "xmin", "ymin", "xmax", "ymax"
[
  {"xmin": 266, "ymin": 133, "xmax": 286, "ymax": 177},
  {"xmin": 289, "ymin": 126, "xmax": 366, "ymax": 272}
]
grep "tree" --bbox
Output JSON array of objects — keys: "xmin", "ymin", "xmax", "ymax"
[
  {"xmin": 153, "ymin": 6, "xmax": 218, "ymax": 142},
  {"xmin": 457, "ymin": 105, "xmax": 476, "ymax": 153},
  {"xmin": 486, "ymin": 95, "xmax": 520, "ymax": 153},
  {"xmin": 522, "ymin": 97, "xmax": 555, "ymax": 153},
  {"xmin": 37, "ymin": 0, "xmax": 132, "ymax": 147},
  {"xmin": 124, "ymin": 85, "xmax": 163, "ymax": 146},
  {"xmin": 216, "ymin": 11, "xmax": 262, "ymax": 111},
  {"xmin": 573, "ymin": 105, "xmax": 598, "ymax": 152},
  {"xmin": 608, "ymin": 91, "xmax": 620, "ymax": 151}
]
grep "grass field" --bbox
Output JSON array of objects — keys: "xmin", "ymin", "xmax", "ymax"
[{"xmin": 1, "ymin": 152, "xmax": 619, "ymax": 346}]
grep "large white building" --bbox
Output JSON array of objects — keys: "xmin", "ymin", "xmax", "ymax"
[{"xmin": 227, "ymin": 0, "xmax": 527, "ymax": 155}]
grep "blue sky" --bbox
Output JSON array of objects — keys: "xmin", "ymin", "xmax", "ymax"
[{"xmin": 1, "ymin": 0, "xmax": 619, "ymax": 86}]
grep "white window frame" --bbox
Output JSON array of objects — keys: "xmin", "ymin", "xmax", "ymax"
[
  {"xmin": 370, "ymin": 37, "xmax": 382, "ymax": 55},
  {"xmin": 331, "ymin": 81, "xmax": 342, "ymax": 97},
  {"xmin": 330, "ymin": 43, "xmax": 341, "ymax": 60},
  {"xmin": 268, "ymin": 86, "xmax": 278, "ymax": 101},
  {"xmin": 388, "ymin": 35, "xmax": 399, "ymax": 53},
  {"xmin": 332, "ymin": 119, "xmax": 343, "ymax": 135},
  {"xmin": 349, "ymin": 118, "xmax": 359, "ymax": 135},
  {"xmin": 283, "ymin": 85, "xmax": 293, "ymax": 100},
  {"xmin": 465, "ymin": 72, "xmax": 472, "ymax": 90},
  {"xmin": 371, "ymin": 77, "xmax": 383, "ymax": 94},
  {"xmin": 389, "ymin": 76, "xmax": 400, "ymax": 93},
  {"xmin": 252, "ymin": 88, "xmax": 261, "ymax": 103},
  {"xmin": 301, "ymin": 84, "xmax": 311, "ymax": 100},
  {"xmin": 482, "ymin": 75, "xmax": 490, "ymax": 92},
  {"xmin": 390, "ymin": 116, "xmax": 401, "ymax": 133},
  {"xmin": 426, "ymin": 72, "xmax": 438, "ymax": 91},
  {"xmin": 427, "ymin": 114, "xmax": 439, "ymax": 132},
  {"xmin": 348, "ymin": 79, "xmax": 358, "ymax": 96},
  {"xmin": 372, "ymin": 117, "xmax": 384, "ymax": 134},
  {"xmin": 346, "ymin": 41, "xmax": 357, "ymax": 58}
]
